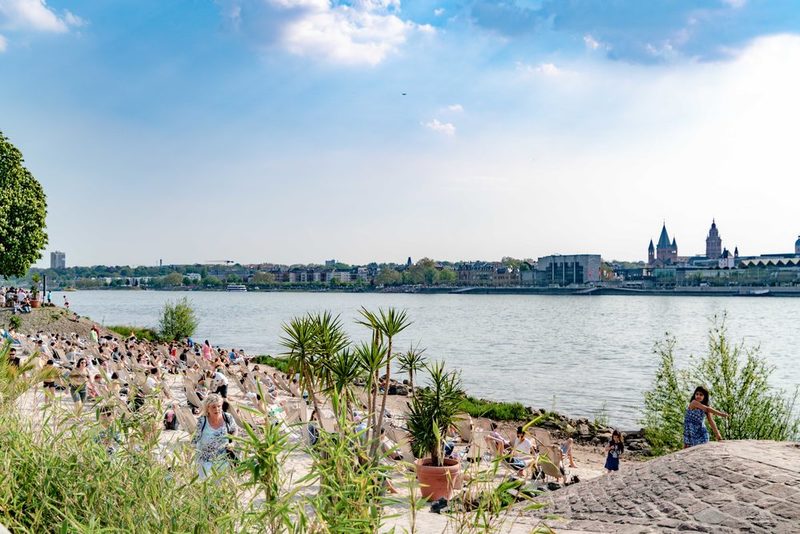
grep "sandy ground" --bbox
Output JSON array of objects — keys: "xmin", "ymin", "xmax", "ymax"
[{"xmin": 14, "ymin": 369, "xmax": 617, "ymax": 534}]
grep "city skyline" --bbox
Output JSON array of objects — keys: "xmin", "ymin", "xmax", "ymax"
[{"xmin": 2, "ymin": 2, "xmax": 800, "ymax": 267}]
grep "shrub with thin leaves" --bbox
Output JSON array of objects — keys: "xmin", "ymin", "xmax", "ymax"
[
  {"xmin": 158, "ymin": 297, "xmax": 198, "ymax": 341},
  {"xmin": 643, "ymin": 316, "xmax": 799, "ymax": 453}
]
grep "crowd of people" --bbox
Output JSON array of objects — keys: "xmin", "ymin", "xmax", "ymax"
[{"xmin": 0, "ymin": 286, "xmax": 49, "ymax": 314}]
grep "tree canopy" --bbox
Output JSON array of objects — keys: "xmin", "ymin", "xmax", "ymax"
[{"xmin": 0, "ymin": 132, "xmax": 48, "ymax": 278}]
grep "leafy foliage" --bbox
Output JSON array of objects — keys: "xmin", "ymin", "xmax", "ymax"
[
  {"xmin": 459, "ymin": 395, "xmax": 530, "ymax": 421},
  {"xmin": 643, "ymin": 317, "xmax": 800, "ymax": 453},
  {"xmin": 107, "ymin": 325, "xmax": 159, "ymax": 342},
  {"xmin": 158, "ymin": 297, "xmax": 198, "ymax": 341},
  {"xmin": 406, "ymin": 362, "xmax": 465, "ymax": 466},
  {"xmin": 251, "ymin": 354, "xmax": 292, "ymax": 374},
  {"xmin": 0, "ymin": 131, "xmax": 48, "ymax": 278}
]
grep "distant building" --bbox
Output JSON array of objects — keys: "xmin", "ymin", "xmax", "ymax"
[
  {"xmin": 325, "ymin": 259, "xmax": 337, "ymax": 268},
  {"xmin": 705, "ymin": 220, "xmax": 722, "ymax": 259},
  {"xmin": 456, "ymin": 262, "xmax": 519, "ymax": 286},
  {"xmin": 533, "ymin": 254, "xmax": 601, "ymax": 286},
  {"xmin": 648, "ymin": 224, "xmax": 678, "ymax": 266},
  {"xmin": 796, "ymin": 235, "xmax": 800, "ymax": 256},
  {"xmin": 50, "ymin": 251, "xmax": 66, "ymax": 269}
]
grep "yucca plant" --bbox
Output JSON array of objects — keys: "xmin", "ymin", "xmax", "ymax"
[
  {"xmin": 397, "ymin": 343, "xmax": 427, "ymax": 396},
  {"xmin": 406, "ymin": 362, "xmax": 464, "ymax": 467},
  {"xmin": 357, "ymin": 307, "xmax": 410, "ymax": 458}
]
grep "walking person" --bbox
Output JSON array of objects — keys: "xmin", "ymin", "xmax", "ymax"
[
  {"xmin": 684, "ymin": 386, "xmax": 729, "ymax": 448},
  {"xmin": 191, "ymin": 393, "xmax": 238, "ymax": 479},
  {"xmin": 604, "ymin": 430, "xmax": 624, "ymax": 473}
]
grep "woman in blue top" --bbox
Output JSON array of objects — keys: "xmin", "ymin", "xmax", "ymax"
[{"xmin": 684, "ymin": 386, "xmax": 729, "ymax": 448}]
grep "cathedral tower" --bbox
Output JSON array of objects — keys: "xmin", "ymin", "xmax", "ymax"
[{"xmin": 706, "ymin": 220, "xmax": 722, "ymax": 259}]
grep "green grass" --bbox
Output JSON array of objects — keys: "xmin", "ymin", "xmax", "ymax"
[
  {"xmin": 107, "ymin": 325, "xmax": 160, "ymax": 342},
  {"xmin": 459, "ymin": 395, "xmax": 530, "ymax": 421},
  {"xmin": 251, "ymin": 354, "xmax": 292, "ymax": 374}
]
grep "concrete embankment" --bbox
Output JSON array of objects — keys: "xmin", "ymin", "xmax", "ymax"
[{"xmin": 524, "ymin": 440, "xmax": 800, "ymax": 533}]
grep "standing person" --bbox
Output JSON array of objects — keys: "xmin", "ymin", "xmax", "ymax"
[
  {"xmin": 192, "ymin": 394, "xmax": 238, "ymax": 479},
  {"xmin": 213, "ymin": 367, "xmax": 229, "ymax": 398},
  {"xmin": 63, "ymin": 296, "xmax": 70, "ymax": 310},
  {"xmin": 69, "ymin": 358, "xmax": 90, "ymax": 405},
  {"xmin": 604, "ymin": 430, "xmax": 624, "ymax": 473},
  {"xmin": 47, "ymin": 290, "xmax": 52, "ymax": 305},
  {"xmin": 684, "ymin": 386, "xmax": 729, "ymax": 448},
  {"xmin": 202, "ymin": 340, "xmax": 212, "ymax": 361}
]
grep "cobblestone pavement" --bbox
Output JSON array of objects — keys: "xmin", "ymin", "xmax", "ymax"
[{"xmin": 522, "ymin": 441, "xmax": 800, "ymax": 533}]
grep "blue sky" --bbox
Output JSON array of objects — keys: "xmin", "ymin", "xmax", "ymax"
[{"xmin": 2, "ymin": 0, "xmax": 800, "ymax": 266}]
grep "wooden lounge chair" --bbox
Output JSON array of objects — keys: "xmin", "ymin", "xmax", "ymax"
[{"xmin": 454, "ymin": 414, "xmax": 473, "ymax": 443}]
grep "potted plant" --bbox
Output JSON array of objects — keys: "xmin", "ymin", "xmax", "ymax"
[
  {"xmin": 30, "ymin": 273, "xmax": 41, "ymax": 308},
  {"xmin": 406, "ymin": 361, "xmax": 465, "ymax": 501}
]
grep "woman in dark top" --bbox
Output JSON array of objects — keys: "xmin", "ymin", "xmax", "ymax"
[{"xmin": 684, "ymin": 386, "xmax": 729, "ymax": 448}]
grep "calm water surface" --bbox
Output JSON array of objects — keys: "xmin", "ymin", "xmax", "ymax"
[{"xmin": 57, "ymin": 291, "xmax": 800, "ymax": 428}]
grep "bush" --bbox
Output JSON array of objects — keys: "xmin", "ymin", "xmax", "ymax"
[
  {"xmin": 8, "ymin": 314, "xmax": 22, "ymax": 331},
  {"xmin": 460, "ymin": 395, "xmax": 530, "ymax": 421},
  {"xmin": 158, "ymin": 297, "xmax": 198, "ymax": 341},
  {"xmin": 643, "ymin": 316, "xmax": 800, "ymax": 454},
  {"xmin": 107, "ymin": 325, "xmax": 159, "ymax": 342},
  {"xmin": 251, "ymin": 354, "xmax": 292, "ymax": 374}
]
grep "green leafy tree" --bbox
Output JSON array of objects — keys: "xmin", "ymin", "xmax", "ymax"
[
  {"xmin": 643, "ymin": 317, "xmax": 799, "ymax": 453},
  {"xmin": 375, "ymin": 268, "xmax": 402, "ymax": 286},
  {"xmin": 159, "ymin": 297, "xmax": 199, "ymax": 341},
  {"xmin": 437, "ymin": 269, "xmax": 457, "ymax": 285},
  {"xmin": 163, "ymin": 272, "xmax": 183, "ymax": 286},
  {"xmin": 252, "ymin": 271, "xmax": 275, "ymax": 285},
  {"xmin": 0, "ymin": 131, "xmax": 48, "ymax": 278}
]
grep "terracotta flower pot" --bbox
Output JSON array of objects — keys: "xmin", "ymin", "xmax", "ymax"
[
  {"xmin": 415, "ymin": 457, "xmax": 462, "ymax": 501},
  {"xmin": 30, "ymin": 299, "xmax": 41, "ymax": 308}
]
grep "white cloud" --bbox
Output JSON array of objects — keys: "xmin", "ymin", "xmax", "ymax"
[
  {"xmin": 433, "ymin": 8, "xmax": 444, "ymax": 16},
  {"xmin": 0, "ymin": 34, "xmax": 6, "ymax": 51},
  {"xmin": 721, "ymin": 0, "xmax": 747, "ymax": 8},
  {"xmin": 260, "ymin": 0, "xmax": 428, "ymax": 66},
  {"xmin": 516, "ymin": 62, "xmax": 567, "ymax": 77},
  {"xmin": 446, "ymin": 103, "xmax": 463, "ymax": 112},
  {"xmin": 0, "ymin": 0, "xmax": 82, "ymax": 33},
  {"xmin": 583, "ymin": 34, "xmax": 601, "ymax": 51},
  {"xmin": 422, "ymin": 118, "xmax": 455, "ymax": 135}
]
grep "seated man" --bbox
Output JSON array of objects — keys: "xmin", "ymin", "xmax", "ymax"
[{"xmin": 503, "ymin": 427, "xmax": 537, "ymax": 473}]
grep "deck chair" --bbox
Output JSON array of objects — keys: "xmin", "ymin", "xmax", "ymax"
[
  {"xmin": 536, "ymin": 445, "xmax": 565, "ymax": 483},
  {"xmin": 283, "ymin": 398, "xmax": 308, "ymax": 424},
  {"xmin": 176, "ymin": 406, "xmax": 197, "ymax": 432},
  {"xmin": 467, "ymin": 428, "xmax": 488, "ymax": 462},
  {"xmin": 318, "ymin": 409, "xmax": 337, "ymax": 433},
  {"xmin": 532, "ymin": 428, "xmax": 553, "ymax": 449},
  {"xmin": 184, "ymin": 380, "xmax": 204, "ymax": 410},
  {"xmin": 454, "ymin": 414, "xmax": 473, "ymax": 443}
]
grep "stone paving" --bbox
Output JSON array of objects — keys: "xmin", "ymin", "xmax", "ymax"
[{"xmin": 522, "ymin": 440, "xmax": 800, "ymax": 533}]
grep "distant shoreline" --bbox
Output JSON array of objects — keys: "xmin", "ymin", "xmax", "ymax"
[{"xmin": 50, "ymin": 285, "xmax": 800, "ymax": 297}]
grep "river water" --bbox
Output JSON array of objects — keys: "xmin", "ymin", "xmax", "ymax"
[{"xmin": 55, "ymin": 290, "xmax": 800, "ymax": 428}]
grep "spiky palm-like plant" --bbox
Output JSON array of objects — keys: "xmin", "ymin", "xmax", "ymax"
[
  {"xmin": 397, "ymin": 343, "xmax": 427, "ymax": 396},
  {"xmin": 357, "ymin": 307, "xmax": 411, "ymax": 458}
]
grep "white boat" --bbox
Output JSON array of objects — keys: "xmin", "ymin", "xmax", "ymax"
[{"xmin": 226, "ymin": 284, "xmax": 247, "ymax": 292}]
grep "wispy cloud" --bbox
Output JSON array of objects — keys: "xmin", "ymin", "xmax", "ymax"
[
  {"xmin": 0, "ymin": 0, "xmax": 83, "ymax": 33},
  {"xmin": 445, "ymin": 103, "xmax": 463, "ymax": 112},
  {"xmin": 0, "ymin": 34, "xmax": 6, "ymax": 52},
  {"xmin": 422, "ymin": 118, "xmax": 455, "ymax": 135},
  {"xmin": 516, "ymin": 62, "xmax": 568, "ymax": 77},
  {"xmin": 583, "ymin": 34, "xmax": 601, "ymax": 51},
  {"xmin": 220, "ymin": 0, "xmax": 432, "ymax": 66},
  {"xmin": 434, "ymin": 8, "xmax": 444, "ymax": 16}
]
